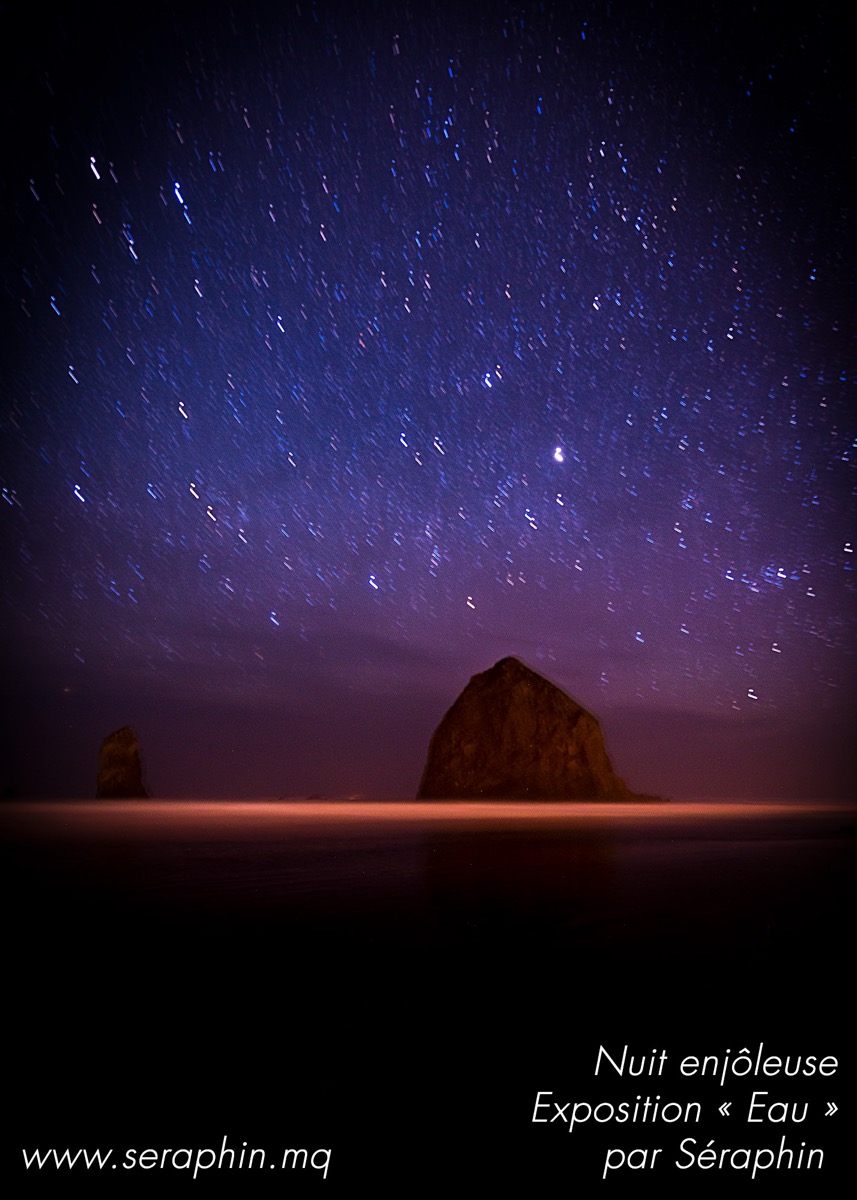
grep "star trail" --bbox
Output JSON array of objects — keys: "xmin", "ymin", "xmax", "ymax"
[{"xmin": 1, "ymin": 1, "xmax": 853, "ymax": 798}]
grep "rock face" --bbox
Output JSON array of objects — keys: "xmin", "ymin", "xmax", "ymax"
[
  {"xmin": 417, "ymin": 657, "xmax": 632, "ymax": 800},
  {"xmin": 96, "ymin": 726, "xmax": 148, "ymax": 798}
]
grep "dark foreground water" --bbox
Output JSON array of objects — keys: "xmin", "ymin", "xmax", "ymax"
[{"xmin": 3, "ymin": 800, "xmax": 853, "ymax": 1195}]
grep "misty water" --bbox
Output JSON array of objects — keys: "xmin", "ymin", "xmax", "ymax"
[
  {"xmin": 5, "ymin": 798, "xmax": 852, "ymax": 1193},
  {"xmin": 4, "ymin": 798, "xmax": 852, "ymax": 962}
]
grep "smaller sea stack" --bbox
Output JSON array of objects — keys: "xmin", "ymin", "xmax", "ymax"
[{"xmin": 96, "ymin": 726, "xmax": 149, "ymax": 798}]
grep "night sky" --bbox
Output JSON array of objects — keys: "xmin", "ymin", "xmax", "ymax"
[{"xmin": 1, "ymin": 1, "xmax": 853, "ymax": 799}]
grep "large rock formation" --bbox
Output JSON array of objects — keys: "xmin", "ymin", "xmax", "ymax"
[
  {"xmin": 96, "ymin": 726, "xmax": 149, "ymax": 798},
  {"xmin": 418, "ymin": 657, "xmax": 632, "ymax": 800}
]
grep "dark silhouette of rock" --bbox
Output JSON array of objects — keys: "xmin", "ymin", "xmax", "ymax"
[
  {"xmin": 417, "ymin": 657, "xmax": 634, "ymax": 800},
  {"xmin": 96, "ymin": 726, "xmax": 148, "ymax": 798}
]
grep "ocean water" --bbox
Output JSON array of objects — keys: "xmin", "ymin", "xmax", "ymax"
[
  {"xmin": 4, "ymin": 798, "xmax": 852, "ymax": 1193},
  {"xmin": 4, "ymin": 798, "xmax": 852, "ymax": 956}
]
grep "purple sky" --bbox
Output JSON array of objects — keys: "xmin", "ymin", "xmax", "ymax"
[{"xmin": 1, "ymin": 1, "xmax": 853, "ymax": 798}]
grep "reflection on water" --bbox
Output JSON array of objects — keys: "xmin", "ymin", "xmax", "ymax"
[
  {"xmin": 2, "ymin": 799, "xmax": 852, "ymax": 963},
  {"xmin": 3, "ymin": 797, "xmax": 853, "ymax": 1187},
  {"xmin": 5, "ymin": 796, "xmax": 853, "ymax": 844}
]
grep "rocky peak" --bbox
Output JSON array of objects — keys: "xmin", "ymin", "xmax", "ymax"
[
  {"xmin": 96, "ymin": 726, "xmax": 149, "ymax": 798},
  {"xmin": 417, "ymin": 657, "xmax": 632, "ymax": 800}
]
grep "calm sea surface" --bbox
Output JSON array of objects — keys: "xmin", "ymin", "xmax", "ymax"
[
  {"xmin": 4, "ymin": 798, "xmax": 852, "ymax": 936},
  {"xmin": 4, "ymin": 799, "xmax": 852, "ymax": 1193}
]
